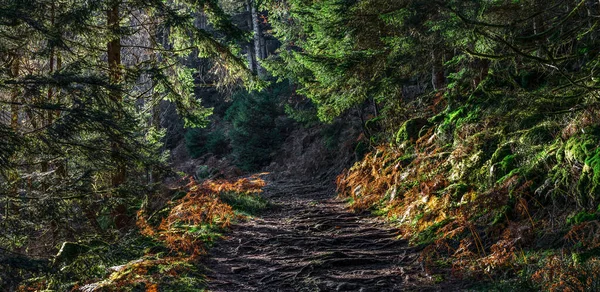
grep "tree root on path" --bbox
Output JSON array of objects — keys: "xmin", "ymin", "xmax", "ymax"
[{"xmin": 202, "ymin": 179, "xmax": 465, "ymax": 292}]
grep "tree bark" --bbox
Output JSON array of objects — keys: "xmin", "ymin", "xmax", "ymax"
[
  {"xmin": 251, "ymin": 0, "xmax": 265, "ymax": 77},
  {"xmin": 107, "ymin": 1, "xmax": 125, "ymax": 187},
  {"xmin": 431, "ymin": 50, "xmax": 445, "ymax": 91},
  {"xmin": 9, "ymin": 54, "xmax": 20, "ymax": 131}
]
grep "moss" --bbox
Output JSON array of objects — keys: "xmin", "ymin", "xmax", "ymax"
[
  {"xmin": 445, "ymin": 183, "xmax": 469, "ymax": 199},
  {"xmin": 564, "ymin": 133, "xmax": 599, "ymax": 163},
  {"xmin": 429, "ymin": 111, "xmax": 446, "ymax": 124},
  {"xmin": 499, "ymin": 154, "xmax": 517, "ymax": 173},
  {"xmin": 519, "ymin": 122, "xmax": 559, "ymax": 145},
  {"xmin": 491, "ymin": 205, "xmax": 511, "ymax": 225},
  {"xmin": 497, "ymin": 167, "xmax": 522, "ymax": 184},
  {"xmin": 485, "ymin": 143, "xmax": 521, "ymax": 181},
  {"xmin": 396, "ymin": 153, "xmax": 416, "ymax": 167},
  {"xmin": 517, "ymin": 146, "xmax": 558, "ymax": 187},
  {"xmin": 219, "ymin": 191, "xmax": 270, "ymax": 217},
  {"xmin": 490, "ymin": 143, "xmax": 513, "ymax": 164},
  {"xmin": 450, "ymin": 149, "xmax": 485, "ymax": 182},
  {"xmin": 414, "ymin": 218, "xmax": 453, "ymax": 246},
  {"xmin": 448, "ymin": 131, "xmax": 505, "ymax": 185},
  {"xmin": 518, "ymin": 113, "xmax": 546, "ymax": 131},
  {"xmin": 395, "ymin": 117, "xmax": 431, "ymax": 144},
  {"xmin": 447, "ymin": 107, "xmax": 466, "ymax": 123},
  {"xmin": 476, "ymin": 132, "xmax": 503, "ymax": 162},
  {"xmin": 435, "ymin": 105, "xmax": 480, "ymax": 142},
  {"xmin": 549, "ymin": 164, "xmax": 571, "ymax": 194},
  {"xmin": 566, "ymin": 211, "xmax": 598, "ymax": 225},
  {"xmin": 557, "ymin": 127, "xmax": 600, "ymax": 205},
  {"xmin": 584, "ymin": 150, "xmax": 600, "ymax": 195}
]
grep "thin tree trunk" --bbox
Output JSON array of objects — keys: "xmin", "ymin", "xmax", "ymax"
[
  {"xmin": 7, "ymin": 54, "xmax": 20, "ymax": 215},
  {"xmin": 246, "ymin": 0, "xmax": 256, "ymax": 73},
  {"xmin": 251, "ymin": 0, "xmax": 265, "ymax": 77},
  {"xmin": 42, "ymin": 1, "xmax": 56, "ymax": 177},
  {"xmin": 260, "ymin": 28, "xmax": 267, "ymax": 59},
  {"xmin": 55, "ymin": 51, "xmax": 66, "ymax": 178},
  {"xmin": 431, "ymin": 50, "xmax": 445, "ymax": 91},
  {"xmin": 9, "ymin": 55, "xmax": 20, "ymax": 131}
]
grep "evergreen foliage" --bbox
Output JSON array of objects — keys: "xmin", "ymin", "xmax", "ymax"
[
  {"xmin": 226, "ymin": 83, "xmax": 289, "ymax": 171},
  {"xmin": 185, "ymin": 126, "xmax": 230, "ymax": 158},
  {"xmin": 0, "ymin": 0, "xmax": 256, "ymax": 289},
  {"xmin": 6, "ymin": 0, "xmax": 600, "ymax": 289}
]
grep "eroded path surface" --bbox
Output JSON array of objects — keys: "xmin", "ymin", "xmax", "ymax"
[{"xmin": 203, "ymin": 179, "xmax": 458, "ymax": 291}]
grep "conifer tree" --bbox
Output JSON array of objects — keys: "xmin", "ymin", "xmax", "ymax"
[{"xmin": 0, "ymin": 0, "xmax": 257, "ymax": 288}]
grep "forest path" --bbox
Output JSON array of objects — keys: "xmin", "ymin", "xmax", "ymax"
[{"xmin": 202, "ymin": 178, "xmax": 459, "ymax": 291}]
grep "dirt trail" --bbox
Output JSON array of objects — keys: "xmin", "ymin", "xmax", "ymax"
[{"xmin": 203, "ymin": 178, "xmax": 464, "ymax": 291}]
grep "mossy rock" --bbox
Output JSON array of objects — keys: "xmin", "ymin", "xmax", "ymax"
[
  {"xmin": 395, "ymin": 118, "xmax": 431, "ymax": 144},
  {"xmin": 585, "ymin": 151, "xmax": 600, "ymax": 192},
  {"xmin": 577, "ymin": 153, "xmax": 600, "ymax": 201},
  {"xmin": 553, "ymin": 128, "xmax": 600, "ymax": 206},
  {"xmin": 490, "ymin": 143, "xmax": 513, "ymax": 164},
  {"xmin": 434, "ymin": 105, "xmax": 481, "ymax": 143},
  {"xmin": 486, "ymin": 143, "xmax": 520, "ymax": 181},
  {"xmin": 470, "ymin": 131, "xmax": 503, "ymax": 162},
  {"xmin": 564, "ymin": 130, "xmax": 600, "ymax": 163},
  {"xmin": 520, "ymin": 122, "xmax": 559, "ymax": 145}
]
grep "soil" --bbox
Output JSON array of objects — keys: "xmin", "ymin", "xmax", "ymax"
[{"xmin": 202, "ymin": 177, "xmax": 471, "ymax": 291}]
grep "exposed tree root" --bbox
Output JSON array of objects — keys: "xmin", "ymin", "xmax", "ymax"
[{"xmin": 202, "ymin": 178, "xmax": 468, "ymax": 291}]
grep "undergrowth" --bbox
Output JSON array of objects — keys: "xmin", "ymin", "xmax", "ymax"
[
  {"xmin": 337, "ymin": 92, "xmax": 600, "ymax": 289},
  {"xmin": 18, "ymin": 176, "xmax": 266, "ymax": 291}
]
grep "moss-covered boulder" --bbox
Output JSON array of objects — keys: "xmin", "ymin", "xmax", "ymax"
[
  {"xmin": 564, "ymin": 131, "xmax": 600, "ymax": 163},
  {"xmin": 551, "ymin": 127, "xmax": 600, "ymax": 207}
]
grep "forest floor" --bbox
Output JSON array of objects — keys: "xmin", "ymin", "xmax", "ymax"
[{"xmin": 201, "ymin": 177, "xmax": 471, "ymax": 291}]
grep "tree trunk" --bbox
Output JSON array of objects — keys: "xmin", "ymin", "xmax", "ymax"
[
  {"xmin": 251, "ymin": 0, "xmax": 265, "ymax": 77},
  {"xmin": 107, "ymin": 1, "xmax": 125, "ymax": 187},
  {"xmin": 55, "ymin": 50, "xmax": 66, "ymax": 178},
  {"xmin": 431, "ymin": 50, "xmax": 445, "ymax": 91},
  {"xmin": 42, "ymin": 1, "xmax": 56, "ymax": 177},
  {"xmin": 246, "ymin": 0, "xmax": 256, "ymax": 73},
  {"xmin": 7, "ymin": 54, "xmax": 20, "ymax": 219},
  {"xmin": 108, "ymin": 3, "xmax": 122, "ymax": 101},
  {"xmin": 9, "ymin": 54, "xmax": 20, "ymax": 131}
]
